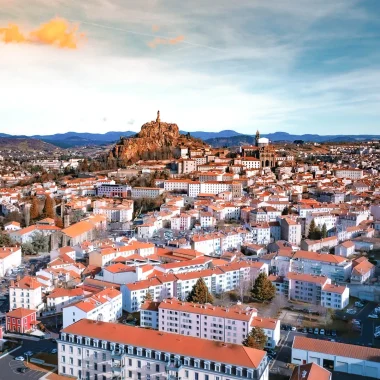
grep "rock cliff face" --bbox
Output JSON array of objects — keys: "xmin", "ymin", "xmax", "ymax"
[{"xmin": 108, "ymin": 112, "xmax": 208, "ymax": 164}]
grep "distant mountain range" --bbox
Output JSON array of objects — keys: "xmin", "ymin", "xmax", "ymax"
[
  {"xmin": 0, "ymin": 130, "xmax": 379, "ymax": 148},
  {"xmin": 0, "ymin": 137, "xmax": 58, "ymax": 152}
]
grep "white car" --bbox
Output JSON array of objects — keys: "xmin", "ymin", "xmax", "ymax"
[
  {"xmin": 368, "ymin": 314, "xmax": 379, "ymax": 319},
  {"xmin": 15, "ymin": 356, "xmax": 25, "ymax": 361},
  {"xmin": 355, "ymin": 302, "xmax": 364, "ymax": 308},
  {"xmin": 51, "ymin": 349, "xmax": 58, "ymax": 354},
  {"xmin": 346, "ymin": 309, "xmax": 356, "ymax": 315},
  {"xmin": 320, "ymin": 329, "xmax": 325, "ymax": 335}
]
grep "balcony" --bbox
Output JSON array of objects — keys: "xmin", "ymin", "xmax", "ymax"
[
  {"xmin": 166, "ymin": 360, "xmax": 182, "ymax": 372},
  {"xmin": 111, "ymin": 364, "xmax": 122, "ymax": 373},
  {"xmin": 111, "ymin": 350, "xmax": 125, "ymax": 360}
]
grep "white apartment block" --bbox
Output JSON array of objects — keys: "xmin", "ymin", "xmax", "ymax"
[
  {"xmin": 305, "ymin": 213, "xmax": 338, "ymax": 236},
  {"xmin": 281, "ymin": 218, "xmax": 302, "ymax": 246},
  {"xmin": 131, "ymin": 187, "xmax": 164, "ymax": 199},
  {"xmin": 251, "ymin": 317, "xmax": 281, "ymax": 349},
  {"xmin": 163, "ymin": 180, "xmax": 190, "ymax": 193},
  {"xmin": 334, "ymin": 168, "xmax": 364, "ymax": 179},
  {"xmin": 241, "ymin": 158, "xmax": 261, "ymax": 170},
  {"xmin": 0, "ymin": 246, "xmax": 22, "ymax": 277},
  {"xmin": 158, "ymin": 299, "xmax": 257, "ymax": 345},
  {"xmin": 9, "ymin": 276, "xmax": 43, "ymax": 313},
  {"xmin": 58, "ymin": 319, "xmax": 269, "ymax": 380},
  {"xmin": 122, "ymin": 262, "xmax": 268, "ymax": 312},
  {"xmin": 188, "ymin": 181, "xmax": 242, "ymax": 198},
  {"xmin": 93, "ymin": 201, "xmax": 133, "ymax": 223},
  {"xmin": 291, "ymin": 250, "xmax": 352, "ymax": 282},
  {"xmin": 63, "ymin": 288, "xmax": 122, "ymax": 328},
  {"xmin": 320, "ymin": 284, "xmax": 349, "ymax": 309}
]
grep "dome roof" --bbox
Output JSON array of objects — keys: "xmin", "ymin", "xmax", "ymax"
[{"xmin": 258, "ymin": 137, "xmax": 269, "ymax": 143}]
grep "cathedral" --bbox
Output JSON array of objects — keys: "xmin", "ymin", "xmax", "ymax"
[{"xmin": 241, "ymin": 130, "xmax": 276, "ymax": 168}]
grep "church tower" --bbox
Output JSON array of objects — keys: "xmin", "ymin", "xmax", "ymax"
[{"xmin": 255, "ymin": 130, "xmax": 260, "ymax": 147}]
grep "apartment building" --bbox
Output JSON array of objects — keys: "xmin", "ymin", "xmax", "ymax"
[
  {"xmin": 250, "ymin": 317, "xmax": 281, "ymax": 349},
  {"xmin": 9, "ymin": 276, "xmax": 43, "ymax": 313},
  {"xmin": 320, "ymin": 284, "xmax": 349, "ymax": 309},
  {"xmin": 291, "ymin": 250, "xmax": 352, "ymax": 282},
  {"xmin": 58, "ymin": 319, "xmax": 269, "ymax": 380},
  {"xmin": 96, "ymin": 184, "xmax": 131, "ymax": 198},
  {"xmin": 0, "ymin": 246, "xmax": 22, "ymax": 277},
  {"xmin": 334, "ymin": 168, "xmax": 364, "ymax": 179},
  {"xmin": 93, "ymin": 202, "xmax": 133, "ymax": 223},
  {"xmin": 131, "ymin": 187, "xmax": 163, "ymax": 199},
  {"xmin": 305, "ymin": 213, "xmax": 338, "ymax": 236},
  {"xmin": 63, "ymin": 287, "xmax": 122, "ymax": 328},
  {"xmin": 122, "ymin": 262, "xmax": 267, "ymax": 312},
  {"xmin": 241, "ymin": 158, "xmax": 261, "ymax": 170},
  {"xmin": 157, "ymin": 299, "xmax": 257, "ymax": 345},
  {"xmin": 280, "ymin": 218, "xmax": 302, "ymax": 246}
]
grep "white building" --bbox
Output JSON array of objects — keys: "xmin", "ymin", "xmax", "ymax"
[
  {"xmin": 334, "ymin": 241, "xmax": 356, "ymax": 257},
  {"xmin": 62, "ymin": 287, "xmax": 122, "ymax": 328},
  {"xmin": 292, "ymin": 336, "xmax": 380, "ymax": 378},
  {"xmin": 96, "ymin": 184, "xmax": 130, "ymax": 198},
  {"xmin": 9, "ymin": 276, "xmax": 43, "ymax": 313},
  {"xmin": 131, "ymin": 187, "xmax": 163, "ymax": 199},
  {"xmin": 58, "ymin": 319, "xmax": 269, "ymax": 380},
  {"xmin": 0, "ymin": 246, "xmax": 22, "ymax": 277},
  {"xmin": 320, "ymin": 284, "xmax": 349, "ymax": 310},
  {"xmin": 280, "ymin": 218, "xmax": 302, "ymax": 246},
  {"xmin": 47, "ymin": 288, "xmax": 88, "ymax": 313},
  {"xmin": 250, "ymin": 317, "xmax": 281, "ymax": 349},
  {"xmin": 291, "ymin": 250, "xmax": 352, "ymax": 282},
  {"xmin": 334, "ymin": 168, "xmax": 364, "ymax": 179}
]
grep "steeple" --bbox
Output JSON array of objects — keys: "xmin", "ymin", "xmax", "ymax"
[
  {"xmin": 255, "ymin": 130, "xmax": 260, "ymax": 146},
  {"xmin": 156, "ymin": 110, "xmax": 160, "ymax": 123}
]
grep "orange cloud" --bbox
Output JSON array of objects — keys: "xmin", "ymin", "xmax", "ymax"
[
  {"xmin": 0, "ymin": 18, "xmax": 84, "ymax": 49},
  {"xmin": 148, "ymin": 35, "xmax": 184, "ymax": 49}
]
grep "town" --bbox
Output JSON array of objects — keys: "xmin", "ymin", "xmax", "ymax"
[{"xmin": 0, "ymin": 112, "xmax": 379, "ymax": 380}]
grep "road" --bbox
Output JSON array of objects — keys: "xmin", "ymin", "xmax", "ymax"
[{"xmin": 0, "ymin": 338, "xmax": 56, "ymax": 380}]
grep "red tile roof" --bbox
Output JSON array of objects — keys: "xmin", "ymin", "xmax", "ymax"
[
  {"xmin": 62, "ymin": 319, "xmax": 266, "ymax": 368},
  {"xmin": 6, "ymin": 307, "xmax": 36, "ymax": 318}
]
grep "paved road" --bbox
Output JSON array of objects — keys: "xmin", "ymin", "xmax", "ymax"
[{"xmin": 0, "ymin": 338, "xmax": 56, "ymax": 380}]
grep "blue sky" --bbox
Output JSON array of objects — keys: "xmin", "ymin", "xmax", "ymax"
[{"xmin": 1, "ymin": 0, "xmax": 380, "ymax": 135}]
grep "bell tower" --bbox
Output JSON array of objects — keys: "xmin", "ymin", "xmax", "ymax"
[{"xmin": 255, "ymin": 130, "xmax": 260, "ymax": 147}]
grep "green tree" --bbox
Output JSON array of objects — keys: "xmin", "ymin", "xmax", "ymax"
[
  {"xmin": 308, "ymin": 219, "xmax": 316, "ymax": 239},
  {"xmin": 282, "ymin": 207, "xmax": 289, "ymax": 216},
  {"xmin": 251, "ymin": 272, "xmax": 276, "ymax": 302},
  {"xmin": 242, "ymin": 327, "xmax": 268, "ymax": 350},
  {"xmin": 21, "ymin": 242, "xmax": 36, "ymax": 255},
  {"xmin": 0, "ymin": 232, "xmax": 13, "ymax": 247},
  {"xmin": 143, "ymin": 292, "xmax": 153, "ymax": 302},
  {"xmin": 321, "ymin": 223, "xmax": 327, "ymax": 239},
  {"xmin": 42, "ymin": 195, "xmax": 55, "ymax": 219},
  {"xmin": 31, "ymin": 232, "xmax": 50, "ymax": 253},
  {"xmin": 186, "ymin": 278, "xmax": 214, "ymax": 304},
  {"xmin": 30, "ymin": 197, "xmax": 40, "ymax": 220}
]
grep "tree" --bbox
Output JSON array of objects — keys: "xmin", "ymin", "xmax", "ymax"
[
  {"xmin": 143, "ymin": 292, "xmax": 153, "ymax": 302},
  {"xmin": 21, "ymin": 242, "xmax": 36, "ymax": 255},
  {"xmin": 242, "ymin": 327, "xmax": 267, "ymax": 350},
  {"xmin": 251, "ymin": 272, "xmax": 276, "ymax": 302},
  {"xmin": 321, "ymin": 223, "xmax": 327, "ymax": 239},
  {"xmin": 30, "ymin": 232, "xmax": 50, "ymax": 253},
  {"xmin": 308, "ymin": 219, "xmax": 316, "ymax": 239},
  {"xmin": 42, "ymin": 195, "xmax": 55, "ymax": 219},
  {"xmin": 186, "ymin": 278, "xmax": 214, "ymax": 304},
  {"xmin": 282, "ymin": 207, "xmax": 289, "ymax": 216},
  {"xmin": 0, "ymin": 232, "xmax": 13, "ymax": 247},
  {"xmin": 30, "ymin": 197, "xmax": 40, "ymax": 220}
]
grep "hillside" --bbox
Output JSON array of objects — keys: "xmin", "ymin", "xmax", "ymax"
[
  {"xmin": 0, "ymin": 137, "xmax": 59, "ymax": 152},
  {"xmin": 107, "ymin": 112, "xmax": 208, "ymax": 165}
]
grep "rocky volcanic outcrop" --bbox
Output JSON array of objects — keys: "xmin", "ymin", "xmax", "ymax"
[{"xmin": 108, "ymin": 111, "xmax": 209, "ymax": 164}]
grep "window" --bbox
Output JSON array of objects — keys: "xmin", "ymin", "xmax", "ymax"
[
  {"xmin": 195, "ymin": 373, "xmax": 199, "ymax": 380},
  {"xmin": 61, "ymin": 345, "xmax": 65, "ymax": 352},
  {"xmin": 62, "ymin": 366, "xmax": 65, "ymax": 374},
  {"xmin": 137, "ymin": 360, "xmax": 141, "ymax": 368},
  {"xmin": 78, "ymin": 359, "xmax": 82, "ymax": 366},
  {"xmin": 69, "ymin": 346, "xmax": 73, "ymax": 354},
  {"xmin": 137, "ymin": 373, "xmax": 141, "ymax": 380},
  {"xmin": 128, "ymin": 371, "xmax": 132, "ymax": 378},
  {"xmin": 94, "ymin": 352, "xmax": 98, "ymax": 359},
  {"xmin": 102, "ymin": 364, "xmax": 106, "ymax": 372},
  {"xmin": 205, "ymin": 376, "xmax": 209, "ymax": 380},
  {"xmin": 61, "ymin": 356, "xmax": 65, "ymax": 363},
  {"xmin": 69, "ymin": 357, "xmax": 73, "ymax": 365},
  {"xmin": 102, "ymin": 353, "xmax": 106, "ymax": 361},
  {"xmin": 185, "ymin": 370, "xmax": 189, "ymax": 378},
  {"xmin": 94, "ymin": 363, "xmax": 98, "ymax": 371},
  {"xmin": 129, "ymin": 359, "xmax": 132, "ymax": 366}
]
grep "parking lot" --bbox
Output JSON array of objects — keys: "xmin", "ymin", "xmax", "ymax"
[{"xmin": 0, "ymin": 338, "xmax": 56, "ymax": 380}]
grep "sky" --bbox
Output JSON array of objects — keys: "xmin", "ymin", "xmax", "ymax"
[{"xmin": 1, "ymin": 0, "xmax": 380, "ymax": 136}]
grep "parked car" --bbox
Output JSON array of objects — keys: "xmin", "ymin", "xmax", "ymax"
[
  {"xmin": 346, "ymin": 308, "xmax": 356, "ymax": 315},
  {"xmin": 331, "ymin": 330, "xmax": 337, "ymax": 337},
  {"xmin": 51, "ymin": 349, "xmax": 57, "ymax": 354},
  {"xmin": 325, "ymin": 329, "xmax": 331, "ymax": 336},
  {"xmin": 15, "ymin": 356, "xmax": 25, "ymax": 361},
  {"xmin": 291, "ymin": 326, "xmax": 296, "ymax": 331},
  {"xmin": 308, "ymin": 328, "xmax": 313, "ymax": 334},
  {"xmin": 18, "ymin": 368, "xmax": 27, "ymax": 373},
  {"xmin": 302, "ymin": 328, "xmax": 307, "ymax": 334},
  {"xmin": 24, "ymin": 351, "xmax": 33, "ymax": 357},
  {"xmin": 368, "ymin": 314, "xmax": 379, "ymax": 319},
  {"xmin": 320, "ymin": 329, "xmax": 325, "ymax": 335},
  {"xmin": 314, "ymin": 328, "xmax": 319, "ymax": 334},
  {"xmin": 355, "ymin": 301, "xmax": 364, "ymax": 308}
]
